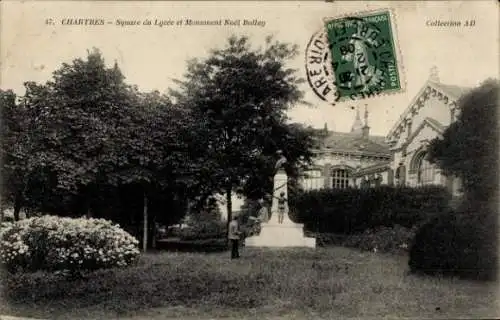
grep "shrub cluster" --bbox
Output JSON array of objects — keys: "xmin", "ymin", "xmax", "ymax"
[
  {"xmin": 310, "ymin": 224, "xmax": 417, "ymax": 254},
  {"xmin": 176, "ymin": 221, "xmax": 227, "ymax": 241},
  {"xmin": 409, "ymin": 201, "xmax": 498, "ymax": 281},
  {"xmin": 290, "ymin": 186, "xmax": 449, "ymax": 234},
  {"xmin": 0, "ymin": 215, "xmax": 140, "ymax": 273},
  {"xmin": 342, "ymin": 225, "xmax": 417, "ymax": 254}
]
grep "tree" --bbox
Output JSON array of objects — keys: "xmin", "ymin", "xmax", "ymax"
[
  {"xmin": 171, "ymin": 35, "xmax": 314, "ymax": 232},
  {"xmin": 106, "ymin": 89, "xmax": 192, "ymax": 251},
  {"xmin": 427, "ymin": 79, "xmax": 499, "ymax": 205},
  {"xmin": 410, "ymin": 79, "xmax": 499, "ymax": 280},
  {"xmin": 3, "ymin": 49, "xmax": 138, "ymax": 220},
  {"xmin": 2, "ymin": 49, "xmax": 196, "ymax": 250},
  {"xmin": 0, "ymin": 89, "xmax": 25, "ymax": 220},
  {"xmin": 45, "ymin": 49, "xmax": 135, "ymax": 212},
  {"xmin": 0, "ymin": 87, "xmax": 55, "ymax": 220}
]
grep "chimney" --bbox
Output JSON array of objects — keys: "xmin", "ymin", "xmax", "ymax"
[
  {"xmin": 350, "ymin": 106, "xmax": 363, "ymax": 133},
  {"xmin": 362, "ymin": 104, "xmax": 370, "ymax": 138},
  {"xmin": 362, "ymin": 126, "xmax": 369, "ymax": 138}
]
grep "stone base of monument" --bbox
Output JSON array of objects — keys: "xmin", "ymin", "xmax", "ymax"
[{"xmin": 245, "ymin": 222, "xmax": 316, "ymax": 248}]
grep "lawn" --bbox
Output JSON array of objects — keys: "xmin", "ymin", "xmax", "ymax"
[{"xmin": 0, "ymin": 246, "xmax": 498, "ymax": 320}]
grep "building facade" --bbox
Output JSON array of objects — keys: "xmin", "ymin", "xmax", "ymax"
[
  {"xmin": 302, "ymin": 68, "xmax": 469, "ymax": 197},
  {"xmin": 301, "ymin": 106, "xmax": 393, "ymax": 190}
]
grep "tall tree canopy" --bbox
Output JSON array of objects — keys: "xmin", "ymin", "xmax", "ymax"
[
  {"xmin": 12, "ymin": 49, "xmax": 137, "ymax": 216},
  {"xmin": 411, "ymin": 80, "xmax": 499, "ymax": 280},
  {"xmin": 170, "ymin": 35, "xmax": 315, "ymax": 224},
  {"xmin": 1, "ymin": 89, "xmax": 28, "ymax": 219},
  {"xmin": 427, "ymin": 78, "xmax": 499, "ymax": 205},
  {"xmin": 1, "ymin": 50, "xmax": 192, "ymax": 240}
]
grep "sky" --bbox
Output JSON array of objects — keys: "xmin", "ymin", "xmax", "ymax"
[{"xmin": 1, "ymin": 1, "xmax": 498, "ymax": 136}]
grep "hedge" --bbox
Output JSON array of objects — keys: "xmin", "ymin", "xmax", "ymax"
[
  {"xmin": 177, "ymin": 221, "xmax": 227, "ymax": 241},
  {"xmin": 289, "ymin": 186, "xmax": 450, "ymax": 234}
]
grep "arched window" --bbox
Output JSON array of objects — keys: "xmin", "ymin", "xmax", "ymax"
[
  {"xmin": 332, "ymin": 169, "xmax": 350, "ymax": 189},
  {"xmin": 417, "ymin": 154, "xmax": 436, "ymax": 185}
]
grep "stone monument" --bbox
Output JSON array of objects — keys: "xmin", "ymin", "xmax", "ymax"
[{"xmin": 245, "ymin": 152, "xmax": 316, "ymax": 248}]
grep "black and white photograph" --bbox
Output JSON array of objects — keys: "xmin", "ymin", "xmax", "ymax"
[{"xmin": 0, "ymin": 1, "xmax": 498, "ymax": 319}]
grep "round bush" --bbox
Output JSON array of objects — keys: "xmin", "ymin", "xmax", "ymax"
[
  {"xmin": 0, "ymin": 215, "xmax": 140, "ymax": 273},
  {"xmin": 408, "ymin": 207, "xmax": 498, "ymax": 281}
]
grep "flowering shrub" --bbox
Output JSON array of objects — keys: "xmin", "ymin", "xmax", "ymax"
[{"xmin": 0, "ymin": 216, "xmax": 140, "ymax": 273}]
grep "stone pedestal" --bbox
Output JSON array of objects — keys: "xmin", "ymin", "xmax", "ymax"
[
  {"xmin": 245, "ymin": 223, "xmax": 316, "ymax": 248},
  {"xmin": 245, "ymin": 169, "xmax": 316, "ymax": 248}
]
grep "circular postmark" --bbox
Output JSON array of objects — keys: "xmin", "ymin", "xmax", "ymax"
[
  {"xmin": 305, "ymin": 30, "xmax": 340, "ymax": 105},
  {"xmin": 306, "ymin": 11, "xmax": 401, "ymax": 104}
]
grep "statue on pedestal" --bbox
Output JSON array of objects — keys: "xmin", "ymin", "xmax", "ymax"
[
  {"xmin": 244, "ymin": 150, "xmax": 316, "ymax": 248},
  {"xmin": 274, "ymin": 150, "xmax": 287, "ymax": 172},
  {"xmin": 269, "ymin": 150, "xmax": 290, "ymax": 224}
]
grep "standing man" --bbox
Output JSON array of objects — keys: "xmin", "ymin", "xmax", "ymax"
[{"xmin": 228, "ymin": 215, "xmax": 241, "ymax": 259}]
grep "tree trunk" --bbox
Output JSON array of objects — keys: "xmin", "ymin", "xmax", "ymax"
[
  {"xmin": 84, "ymin": 188, "xmax": 93, "ymax": 218},
  {"xmin": 151, "ymin": 213, "xmax": 157, "ymax": 249},
  {"xmin": 0, "ymin": 194, "xmax": 5, "ymax": 221},
  {"xmin": 225, "ymin": 186, "xmax": 232, "ymax": 244},
  {"xmin": 143, "ymin": 191, "xmax": 148, "ymax": 252},
  {"xmin": 13, "ymin": 191, "xmax": 22, "ymax": 221}
]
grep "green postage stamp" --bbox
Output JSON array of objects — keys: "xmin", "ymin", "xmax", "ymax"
[{"xmin": 323, "ymin": 9, "xmax": 404, "ymax": 101}]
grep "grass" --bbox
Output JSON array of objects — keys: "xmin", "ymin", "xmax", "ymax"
[
  {"xmin": 0, "ymin": 246, "xmax": 498, "ymax": 320},
  {"xmin": 155, "ymin": 238, "xmax": 227, "ymax": 252}
]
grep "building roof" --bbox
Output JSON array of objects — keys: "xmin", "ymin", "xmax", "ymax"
[
  {"xmin": 311, "ymin": 103, "xmax": 391, "ymax": 157},
  {"xmin": 424, "ymin": 117, "xmax": 446, "ymax": 133},
  {"xmin": 354, "ymin": 160, "xmax": 392, "ymax": 176},
  {"xmin": 314, "ymin": 130, "xmax": 391, "ymax": 156},
  {"xmin": 387, "ymin": 79, "xmax": 471, "ymax": 140},
  {"xmin": 400, "ymin": 117, "xmax": 446, "ymax": 151},
  {"xmin": 429, "ymin": 81, "xmax": 471, "ymax": 100}
]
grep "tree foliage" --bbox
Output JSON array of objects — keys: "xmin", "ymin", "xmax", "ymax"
[
  {"xmin": 410, "ymin": 79, "xmax": 499, "ymax": 281},
  {"xmin": 1, "ymin": 89, "xmax": 25, "ymax": 217},
  {"xmin": 170, "ymin": 35, "xmax": 315, "ymax": 223},
  {"xmin": 1, "ymin": 49, "xmax": 192, "ymax": 236},
  {"xmin": 427, "ymin": 79, "xmax": 499, "ymax": 204},
  {"xmin": 2, "ymin": 36, "xmax": 317, "ymax": 249}
]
